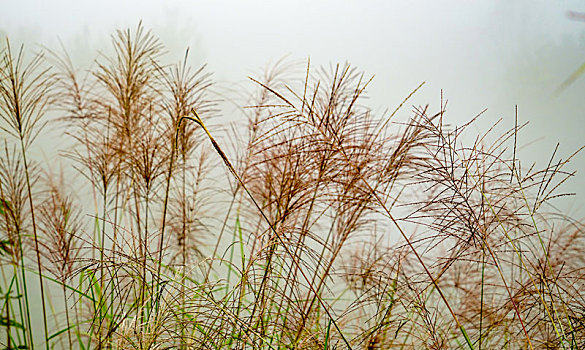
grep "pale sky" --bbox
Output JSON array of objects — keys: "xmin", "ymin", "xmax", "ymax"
[{"xmin": 2, "ymin": 0, "xmax": 585, "ymax": 215}]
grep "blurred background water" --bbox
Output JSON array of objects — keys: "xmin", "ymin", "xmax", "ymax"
[{"xmin": 2, "ymin": 0, "xmax": 584, "ymax": 216}]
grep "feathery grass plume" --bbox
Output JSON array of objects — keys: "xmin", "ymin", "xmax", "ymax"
[
  {"xmin": 165, "ymin": 150, "xmax": 213, "ymax": 265},
  {"xmin": 0, "ymin": 145, "xmax": 33, "ymax": 264},
  {"xmin": 241, "ymin": 59, "xmax": 580, "ymax": 348},
  {"xmin": 235, "ymin": 61, "xmax": 438, "ymax": 347},
  {"xmin": 0, "ymin": 39, "xmax": 54, "ymax": 349},
  {"xmin": 154, "ymin": 51, "xmax": 216, "ymax": 350},
  {"xmin": 36, "ymin": 169, "xmax": 82, "ymax": 349},
  {"xmin": 87, "ymin": 22, "xmax": 166, "ymax": 347},
  {"xmin": 92, "ymin": 21, "xmax": 164, "ymax": 257},
  {"xmin": 397, "ymin": 106, "xmax": 585, "ymax": 348},
  {"xmin": 0, "ymin": 41, "xmax": 53, "ymax": 148},
  {"xmin": 0, "ymin": 23, "xmax": 583, "ymax": 350},
  {"xmin": 158, "ymin": 50, "xmax": 215, "ymax": 269},
  {"xmin": 0, "ymin": 144, "xmax": 36, "ymax": 349}
]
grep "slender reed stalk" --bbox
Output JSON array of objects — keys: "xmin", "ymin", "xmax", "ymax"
[{"xmin": 0, "ymin": 40, "xmax": 54, "ymax": 349}]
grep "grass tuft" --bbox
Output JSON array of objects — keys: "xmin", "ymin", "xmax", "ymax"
[{"xmin": 0, "ymin": 24, "xmax": 584, "ymax": 349}]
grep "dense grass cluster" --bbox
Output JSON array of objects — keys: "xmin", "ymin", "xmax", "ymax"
[{"xmin": 1, "ymin": 24, "xmax": 584, "ymax": 349}]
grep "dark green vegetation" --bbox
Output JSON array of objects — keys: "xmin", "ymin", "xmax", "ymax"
[{"xmin": 1, "ymin": 24, "xmax": 584, "ymax": 349}]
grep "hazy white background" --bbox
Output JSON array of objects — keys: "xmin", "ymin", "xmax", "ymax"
[{"xmin": 2, "ymin": 0, "xmax": 585, "ymax": 215}]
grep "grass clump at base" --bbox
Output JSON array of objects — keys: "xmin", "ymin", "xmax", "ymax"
[{"xmin": 0, "ymin": 24, "xmax": 584, "ymax": 349}]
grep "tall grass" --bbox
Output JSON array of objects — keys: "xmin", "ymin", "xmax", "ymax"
[{"xmin": 1, "ymin": 24, "xmax": 584, "ymax": 349}]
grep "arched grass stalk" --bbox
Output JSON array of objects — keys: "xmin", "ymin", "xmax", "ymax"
[
  {"xmin": 180, "ymin": 109, "xmax": 355, "ymax": 349},
  {"xmin": 250, "ymin": 73, "xmax": 475, "ymax": 349}
]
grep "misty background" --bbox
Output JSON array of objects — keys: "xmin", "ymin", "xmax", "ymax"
[{"xmin": 2, "ymin": 0, "xmax": 584, "ymax": 216}]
